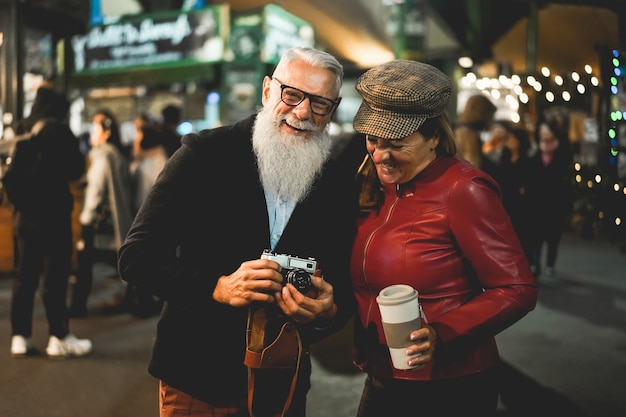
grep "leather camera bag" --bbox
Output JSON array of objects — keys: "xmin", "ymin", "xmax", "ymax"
[{"xmin": 244, "ymin": 304, "xmax": 303, "ymax": 417}]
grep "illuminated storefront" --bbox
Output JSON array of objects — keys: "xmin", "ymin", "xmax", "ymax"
[{"xmin": 69, "ymin": 4, "xmax": 316, "ymax": 135}]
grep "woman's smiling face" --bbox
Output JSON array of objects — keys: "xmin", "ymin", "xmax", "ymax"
[{"xmin": 365, "ymin": 131, "xmax": 439, "ymax": 185}]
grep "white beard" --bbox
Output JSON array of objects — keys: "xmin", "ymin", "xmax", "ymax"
[{"xmin": 253, "ymin": 107, "xmax": 331, "ymax": 203}]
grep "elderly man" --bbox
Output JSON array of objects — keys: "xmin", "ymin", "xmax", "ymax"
[{"xmin": 118, "ymin": 46, "xmax": 358, "ymax": 417}]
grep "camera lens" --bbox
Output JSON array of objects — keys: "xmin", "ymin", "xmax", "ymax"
[{"xmin": 285, "ymin": 268, "xmax": 312, "ymax": 294}]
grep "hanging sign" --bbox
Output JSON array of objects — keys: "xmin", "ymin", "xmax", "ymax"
[{"xmin": 72, "ymin": 5, "xmax": 229, "ymax": 75}]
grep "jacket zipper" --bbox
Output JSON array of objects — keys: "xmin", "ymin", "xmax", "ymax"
[{"xmin": 362, "ymin": 194, "xmax": 400, "ymax": 324}]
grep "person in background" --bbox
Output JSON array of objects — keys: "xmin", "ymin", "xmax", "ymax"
[
  {"xmin": 69, "ymin": 109, "xmax": 134, "ymax": 318},
  {"xmin": 160, "ymin": 104, "xmax": 182, "ymax": 158},
  {"xmin": 2, "ymin": 85, "xmax": 92, "ymax": 358},
  {"xmin": 117, "ymin": 46, "xmax": 357, "ymax": 417},
  {"xmin": 454, "ymin": 93, "xmax": 497, "ymax": 169},
  {"xmin": 526, "ymin": 118, "xmax": 575, "ymax": 277},
  {"xmin": 121, "ymin": 113, "xmax": 168, "ymax": 317},
  {"xmin": 130, "ymin": 112, "xmax": 168, "ymax": 215},
  {"xmin": 483, "ymin": 123, "xmax": 537, "ymax": 268},
  {"xmin": 350, "ymin": 60, "xmax": 538, "ymax": 416},
  {"xmin": 482, "ymin": 119, "xmax": 512, "ymax": 168}
]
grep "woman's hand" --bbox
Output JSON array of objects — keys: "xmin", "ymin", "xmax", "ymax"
[{"xmin": 406, "ymin": 323, "xmax": 437, "ymax": 369}]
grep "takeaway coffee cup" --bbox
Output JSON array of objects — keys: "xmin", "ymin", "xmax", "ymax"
[{"xmin": 376, "ymin": 284, "xmax": 422, "ymax": 370}]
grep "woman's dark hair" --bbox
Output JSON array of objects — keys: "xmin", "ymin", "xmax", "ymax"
[
  {"xmin": 93, "ymin": 108, "xmax": 125, "ymax": 155},
  {"xmin": 422, "ymin": 112, "xmax": 456, "ymax": 158}
]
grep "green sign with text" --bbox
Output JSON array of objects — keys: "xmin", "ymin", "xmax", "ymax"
[{"xmin": 72, "ymin": 5, "xmax": 229, "ymax": 75}]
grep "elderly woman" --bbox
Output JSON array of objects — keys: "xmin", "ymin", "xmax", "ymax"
[{"xmin": 350, "ymin": 60, "xmax": 538, "ymax": 416}]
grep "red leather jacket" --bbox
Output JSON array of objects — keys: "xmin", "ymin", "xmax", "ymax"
[{"xmin": 351, "ymin": 156, "xmax": 538, "ymax": 381}]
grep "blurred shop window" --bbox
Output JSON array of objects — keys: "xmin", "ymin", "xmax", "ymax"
[{"xmin": 191, "ymin": 91, "xmax": 221, "ymax": 132}]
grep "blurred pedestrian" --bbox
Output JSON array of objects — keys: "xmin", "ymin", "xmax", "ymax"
[
  {"xmin": 130, "ymin": 112, "xmax": 168, "ymax": 214},
  {"xmin": 526, "ymin": 118, "xmax": 575, "ymax": 277},
  {"xmin": 2, "ymin": 85, "xmax": 92, "ymax": 358},
  {"xmin": 483, "ymin": 122, "xmax": 537, "ymax": 267},
  {"xmin": 482, "ymin": 119, "xmax": 511, "ymax": 168},
  {"xmin": 454, "ymin": 94, "xmax": 496, "ymax": 169},
  {"xmin": 160, "ymin": 104, "xmax": 182, "ymax": 158},
  {"xmin": 118, "ymin": 46, "xmax": 357, "ymax": 417},
  {"xmin": 69, "ymin": 109, "xmax": 134, "ymax": 317},
  {"xmin": 350, "ymin": 60, "xmax": 538, "ymax": 416}
]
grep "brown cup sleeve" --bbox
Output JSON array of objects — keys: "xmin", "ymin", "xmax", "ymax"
[{"xmin": 381, "ymin": 317, "xmax": 422, "ymax": 348}]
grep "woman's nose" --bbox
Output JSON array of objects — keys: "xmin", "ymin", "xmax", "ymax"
[{"xmin": 369, "ymin": 147, "xmax": 389, "ymax": 162}]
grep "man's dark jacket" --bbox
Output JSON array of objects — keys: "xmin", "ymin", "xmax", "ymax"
[{"xmin": 118, "ymin": 114, "xmax": 358, "ymax": 404}]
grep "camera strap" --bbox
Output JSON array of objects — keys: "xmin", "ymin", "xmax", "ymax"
[{"xmin": 245, "ymin": 305, "xmax": 303, "ymax": 417}]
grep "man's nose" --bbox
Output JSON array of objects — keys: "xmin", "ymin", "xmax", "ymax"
[{"xmin": 291, "ymin": 97, "xmax": 313, "ymax": 118}]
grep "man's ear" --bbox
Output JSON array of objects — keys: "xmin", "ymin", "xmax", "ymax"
[{"xmin": 261, "ymin": 76, "xmax": 272, "ymax": 106}]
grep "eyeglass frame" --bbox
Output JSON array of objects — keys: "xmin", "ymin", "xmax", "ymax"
[{"xmin": 271, "ymin": 77, "xmax": 341, "ymax": 116}]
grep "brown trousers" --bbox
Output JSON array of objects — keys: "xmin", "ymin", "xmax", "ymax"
[{"xmin": 159, "ymin": 380, "xmax": 248, "ymax": 417}]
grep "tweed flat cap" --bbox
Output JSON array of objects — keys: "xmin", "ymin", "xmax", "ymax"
[{"xmin": 354, "ymin": 60, "xmax": 453, "ymax": 139}]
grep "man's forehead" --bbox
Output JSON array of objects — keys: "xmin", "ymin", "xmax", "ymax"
[{"xmin": 276, "ymin": 64, "xmax": 338, "ymax": 96}]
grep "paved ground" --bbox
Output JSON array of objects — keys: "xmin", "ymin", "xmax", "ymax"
[{"xmin": 1, "ymin": 230, "xmax": 625, "ymax": 417}]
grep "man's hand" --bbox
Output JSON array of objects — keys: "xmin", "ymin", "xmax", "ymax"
[
  {"xmin": 212, "ymin": 259, "xmax": 284, "ymax": 307},
  {"xmin": 275, "ymin": 273, "xmax": 337, "ymax": 323}
]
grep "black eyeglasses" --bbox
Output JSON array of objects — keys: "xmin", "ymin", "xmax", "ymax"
[{"xmin": 272, "ymin": 77, "xmax": 340, "ymax": 116}]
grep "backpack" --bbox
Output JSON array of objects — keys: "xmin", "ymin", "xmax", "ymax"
[{"xmin": 0, "ymin": 120, "xmax": 49, "ymax": 212}]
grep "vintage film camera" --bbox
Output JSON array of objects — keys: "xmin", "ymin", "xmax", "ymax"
[{"xmin": 261, "ymin": 250, "xmax": 317, "ymax": 294}]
